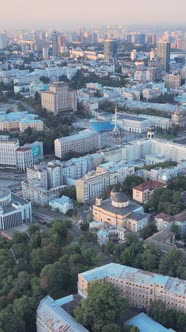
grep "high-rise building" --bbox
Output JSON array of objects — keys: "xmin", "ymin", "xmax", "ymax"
[
  {"xmin": 52, "ymin": 31, "xmax": 58, "ymax": 57},
  {"xmin": 41, "ymin": 82, "xmax": 77, "ymax": 114},
  {"xmin": 0, "ymin": 33, "xmax": 7, "ymax": 49},
  {"xmin": 42, "ymin": 47, "xmax": 49, "ymax": 60},
  {"xmin": 156, "ymin": 41, "xmax": 170, "ymax": 73},
  {"xmin": 104, "ymin": 39, "xmax": 117, "ymax": 62}
]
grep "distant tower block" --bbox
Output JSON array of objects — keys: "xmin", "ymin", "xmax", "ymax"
[{"xmin": 147, "ymin": 126, "xmax": 155, "ymax": 139}]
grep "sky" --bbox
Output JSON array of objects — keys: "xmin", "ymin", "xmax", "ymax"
[{"xmin": 1, "ymin": 0, "xmax": 186, "ymax": 28}]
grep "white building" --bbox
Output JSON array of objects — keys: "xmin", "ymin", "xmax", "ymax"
[
  {"xmin": 0, "ymin": 135, "xmax": 19, "ymax": 167},
  {"xmin": 101, "ymin": 138, "xmax": 186, "ymax": 164},
  {"xmin": 55, "ymin": 130, "xmax": 100, "ymax": 160},
  {"xmin": 0, "ymin": 135, "xmax": 43, "ymax": 169},
  {"xmin": 49, "ymin": 195, "xmax": 73, "ymax": 214},
  {"xmin": 16, "ymin": 147, "xmax": 33, "ymax": 171},
  {"xmin": 22, "ymin": 180, "xmax": 66, "ymax": 207},
  {"xmin": 114, "ymin": 114, "xmax": 151, "ymax": 133},
  {"xmin": 96, "ymin": 160, "xmax": 136, "ymax": 185},
  {"xmin": 0, "ymin": 188, "xmax": 32, "ymax": 230}
]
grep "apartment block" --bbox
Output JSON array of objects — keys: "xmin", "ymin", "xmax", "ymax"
[
  {"xmin": 41, "ymin": 82, "xmax": 77, "ymax": 114},
  {"xmin": 96, "ymin": 160, "xmax": 138, "ymax": 186},
  {"xmin": 76, "ymin": 170, "xmax": 110, "ymax": 203},
  {"xmin": 78, "ymin": 263, "xmax": 186, "ymax": 313},
  {"xmin": 22, "ymin": 181, "xmax": 65, "ymax": 207},
  {"xmin": 55, "ymin": 130, "xmax": 100, "ymax": 160},
  {"xmin": 164, "ymin": 74, "xmax": 181, "ymax": 89},
  {"xmin": 0, "ymin": 135, "xmax": 19, "ymax": 167},
  {"xmin": 133, "ymin": 180, "xmax": 164, "ymax": 203},
  {"xmin": 101, "ymin": 138, "xmax": 186, "ymax": 164},
  {"xmin": 16, "ymin": 147, "xmax": 33, "ymax": 171}
]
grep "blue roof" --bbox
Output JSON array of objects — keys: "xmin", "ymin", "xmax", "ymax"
[
  {"xmin": 89, "ymin": 121, "xmax": 114, "ymax": 132},
  {"xmin": 126, "ymin": 313, "xmax": 176, "ymax": 332},
  {"xmin": 80, "ymin": 263, "xmax": 186, "ymax": 295}
]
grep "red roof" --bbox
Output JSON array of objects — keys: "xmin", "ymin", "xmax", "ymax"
[
  {"xmin": 133, "ymin": 180, "xmax": 164, "ymax": 192},
  {"xmin": 16, "ymin": 147, "xmax": 31, "ymax": 152}
]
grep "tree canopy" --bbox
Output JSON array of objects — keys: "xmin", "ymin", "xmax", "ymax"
[{"xmin": 74, "ymin": 281, "xmax": 128, "ymax": 332}]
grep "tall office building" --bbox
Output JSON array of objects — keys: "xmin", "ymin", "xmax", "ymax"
[
  {"xmin": 104, "ymin": 39, "xmax": 117, "ymax": 62},
  {"xmin": 0, "ymin": 33, "xmax": 7, "ymax": 49},
  {"xmin": 52, "ymin": 31, "xmax": 58, "ymax": 57},
  {"xmin": 42, "ymin": 47, "xmax": 49, "ymax": 60},
  {"xmin": 156, "ymin": 41, "xmax": 170, "ymax": 73},
  {"xmin": 41, "ymin": 82, "xmax": 77, "ymax": 114}
]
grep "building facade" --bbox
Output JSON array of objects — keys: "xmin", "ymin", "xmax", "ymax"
[
  {"xmin": 76, "ymin": 170, "xmax": 110, "ymax": 203},
  {"xmin": 36, "ymin": 295, "xmax": 88, "ymax": 332},
  {"xmin": 55, "ymin": 130, "xmax": 100, "ymax": 160},
  {"xmin": 22, "ymin": 181, "xmax": 65, "ymax": 207},
  {"xmin": 0, "ymin": 188, "xmax": 32, "ymax": 230},
  {"xmin": 16, "ymin": 147, "xmax": 33, "ymax": 171},
  {"xmin": 132, "ymin": 180, "xmax": 164, "ymax": 203},
  {"xmin": 0, "ymin": 135, "xmax": 19, "ymax": 167},
  {"xmin": 78, "ymin": 263, "xmax": 186, "ymax": 313},
  {"xmin": 104, "ymin": 39, "xmax": 117, "ymax": 62},
  {"xmin": 156, "ymin": 41, "xmax": 170, "ymax": 73},
  {"xmin": 93, "ymin": 191, "xmax": 147, "ymax": 231},
  {"xmin": 41, "ymin": 82, "xmax": 77, "ymax": 114}
]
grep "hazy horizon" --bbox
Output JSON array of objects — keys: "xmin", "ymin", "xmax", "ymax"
[{"xmin": 1, "ymin": 0, "xmax": 186, "ymax": 29}]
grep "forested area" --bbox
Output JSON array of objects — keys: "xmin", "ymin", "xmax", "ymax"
[{"xmin": 0, "ymin": 220, "xmax": 100, "ymax": 332}]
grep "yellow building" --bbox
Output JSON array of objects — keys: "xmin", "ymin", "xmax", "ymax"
[
  {"xmin": 93, "ymin": 190, "xmax": 148, "ymax": 232},
  {"xmin": 78, "ymin": 263, "xmax": 186, "ymax": 313},
  {"xmin": 41, "ymin": 82, "xmax": 77, "ymax": 114}
]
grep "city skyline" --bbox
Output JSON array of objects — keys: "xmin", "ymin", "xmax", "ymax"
[{"xmin": 1, "ymin": 0, "xmax": 186, "ymax": 28}]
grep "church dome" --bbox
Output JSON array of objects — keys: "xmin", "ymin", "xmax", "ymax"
[{"xmin": 111, "ymin": 191, "xmax": 129, "ymax": 208}]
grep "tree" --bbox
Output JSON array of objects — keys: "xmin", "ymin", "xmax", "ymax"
[
  {"xmin": 101, "ymin": 323, "xmax": 123, "ymax": 332},
  {"xmin": 148, "ymin": 300, "xmax": 167, "ymax": 326},
  {"xmin": 141, "ymin": 245, "xmax": 160, "ymax": 271},
  {"xmin": 120, "ymin": 234, "xmax": 144, "ymax": 267},
  {"xmin": 40, "ymin": 76, "xmax": 50, "ymax": 84},
  {"xmin": 74, "ymin": 281, "xmax": 128, "ymax": 332},
  {"xmin": 120, "ymin": 175, "xmax": 144, "ymax": 198},
  {"xmin": 159, "ymin": 247, "xmax": 184, "ymax": 277},
  {"xmin": 140, "ymin": 221, "xmax": 158, "ymax": 240}
]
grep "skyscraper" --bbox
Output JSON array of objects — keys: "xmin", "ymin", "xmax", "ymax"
[
  {"xmin": 104, "ymin": 39, "xmax": 117, "ymax": 62},
  {"xmin": 156, "ymin": 41, "xmax": 170, "ymax": 73},
  {"xmin": 52, "ymin": 31, "xmax": 58, "ymax": 57}
]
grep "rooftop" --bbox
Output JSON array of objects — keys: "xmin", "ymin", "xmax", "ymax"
[
  {"xmin": 80, "ymin": 263, "xmax": 186, "ymax": 296},
  {"xmin": 155, "ymin": 210, "xmax": 186, "ymax": 223},
  {"xmin": 37, "ymin": 296, "xmax": 88, "ymax": 332},
  {"xmin": 0, "ymin": 187, "xmax": 11, "ymax": 201},
  {"xmin": 57, "ymin": 130, "xmax": 98, "ymax": 143},
  {"xmin": 95, "ymin": 198, "xmax": 141, "ymax": 216},
  {"xmin": 128, "ymin": 211, "xmax": 148, "ymax": 221},
  {"xmin": 126, "ymin": 313, "xmax": 176, "ymax": 332},
  {"xmin": 133, "ymin": 180, "xmax": 164, "ymax": 192}
]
